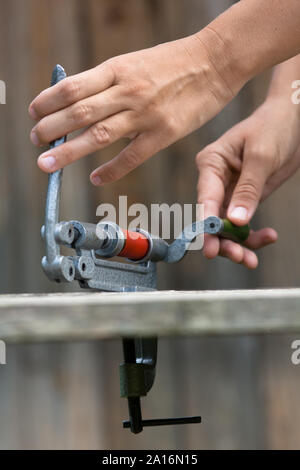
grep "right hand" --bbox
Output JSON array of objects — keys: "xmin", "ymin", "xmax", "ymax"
[
  {"xmin": 29, "ymin": 32, "xmax": 243, "ymax": 185},
  {"xmin": 196, "ymin": 98, "xmax": 300, "ymax": 268}
]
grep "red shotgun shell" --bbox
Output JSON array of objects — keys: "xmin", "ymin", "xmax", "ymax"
[{"xmin": 119, "ymin": 230, "xmax": 149, "ymax": 260}]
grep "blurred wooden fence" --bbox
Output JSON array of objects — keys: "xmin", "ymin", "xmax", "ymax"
[{"xmin": 0, "ymin": 0, "xmax": 299, "ymax": 449}]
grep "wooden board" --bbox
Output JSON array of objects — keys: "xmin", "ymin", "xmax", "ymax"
[{"xmin": 0, "ymin": 289, "xmax": 300, "ymax": 343}]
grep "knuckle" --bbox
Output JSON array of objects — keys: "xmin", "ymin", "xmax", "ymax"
[
  {"xmin": 59, "ymin": 78, "xmax": 80, "ymax": 102},
  {"xmin": 195, "ymin": 150, "xmax": 205, "ymax": 166},
  {"xmin": 247, "ymin": 143, "xmax": 278, "ymax": 172},
  {"xmin": 247, "ymin": 144, "xmax": 266, "ymax": 160},
  {"xmin": 196, "ymin": 147, "xmax": 227, "ymax": 173},
  {"xmin": 146, "ymin": 103, "xmax": 177, "ymax": 137},
  {"xmin": 124, "ymin": 80, "xmax": 149, "ymax": 102},
  {"xmin": 90, "ymin": 123, "xmax": 111, "ymax": 146},
  {"xmin": 98, "ymin": 59, "xmax": 117, "ymax": 84},
  {"xmin": 195, "ymin": 144, "xmax": 217, "ymax": 165},
  {"xmin": 61, "ymin": 144, "xmax": 74, "ymax": 165},
  {"xmin": 34, "ymin": 120, "xmax": 47, "ymax": 141},
  {"xmin": 108, "ymin": 55, "xmax": 122, "ymax": 70},
  {"xmin": 103, "ymin": 57, "xmax": 115, "ymax": 69},
  {"xmin": 112, "ymin": 58, "xmax": 131, "ymax": 78},
  {"xmin": 129, "ymin": 81, "xmax": 145, "ymax": 97},
  {"xmin": 123, "ymin": 148, "xmax": 140, "ymax": 169},
  {"xmin": 235, "ymin": 180, "xmax": 259, "ymax": 200},
  {"xmin": 161, "ymin": 115, "xmax": 178, "ymax": 137},
  {"xmin": 70, "ymin": 103, "xmax": 90, "ymax": 124},
  {"xmin": 247, "ymin": 143, "xmax": 274, "ymax": 164},
  {"xmin": 100, "ymin": 164, "xmax": 117, "ymax": 182}
]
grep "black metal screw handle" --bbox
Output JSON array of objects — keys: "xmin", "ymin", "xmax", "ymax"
[{"xmin": 123, "ymin": 416, "xmax": 201, "ymax": 429}]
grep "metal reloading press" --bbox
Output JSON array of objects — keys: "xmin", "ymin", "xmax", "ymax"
[{"xmin": 41, "ymin": 65, "xmax": 250, "ymax": 434}]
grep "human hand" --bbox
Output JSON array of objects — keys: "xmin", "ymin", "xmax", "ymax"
[
  {"xmin": 196, "ymin": 98, "xmax": 300, "ymax": 268},
  {"xmin": 29, "ymin": 34, "xmax": 242, "ymax": 184}
]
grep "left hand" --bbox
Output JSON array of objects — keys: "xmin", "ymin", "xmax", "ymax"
[{"xmin": 196, "ymin": 98, "xmax": 300, "ymax": 268}]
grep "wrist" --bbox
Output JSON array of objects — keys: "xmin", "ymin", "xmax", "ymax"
[
  {"xmin": 192, "ymin": 26, "xmax": 246, "ymax": 100},
  {"xmin": 194, "ymin": 3, "xmax": 258, "ymax": 90},
  {"xmin": 266, "ymin": 57, "xmax": 300, "ymax": 120},
  {"xmin": 262, "ymin": 94, "xmax": 300, "ymax": 122},
  {"xmin": 197, "ymin": 0, "xmax": 300, "ymax": 91}
]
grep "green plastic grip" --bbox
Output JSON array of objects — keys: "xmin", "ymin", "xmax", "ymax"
[{"xmin": 221, "ymin": 219, "xmax": 250, "ymax": 243}]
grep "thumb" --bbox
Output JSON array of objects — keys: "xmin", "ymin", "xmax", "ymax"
[{"xmin": 228, "ymin": 153, "xmax": 270, "ymax": 225}]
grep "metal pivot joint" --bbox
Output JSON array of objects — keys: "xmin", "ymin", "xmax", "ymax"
[{"xmin": 42, "ymin": 65, "xmax": 251, "ymax": 434}]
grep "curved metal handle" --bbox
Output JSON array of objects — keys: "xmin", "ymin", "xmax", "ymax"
[
  {"xmin": 42, "ymin": 65, "xmax": 76, "ymax": 282},
  {"xmin": 165, "ymin": 216, "xmax": 251, "ymax": 264}
]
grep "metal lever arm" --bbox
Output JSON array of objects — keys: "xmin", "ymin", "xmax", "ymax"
[{"xmin": 165, "ymin": 216, "xmax": 250, "ymax": 264}]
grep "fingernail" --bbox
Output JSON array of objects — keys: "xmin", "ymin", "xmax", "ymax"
[
  {"xmin": 30, "ymin": 130, "xmax": 40, "ymax": 146},
  {"xmin": 39, "ymin": 155, "xmax": 56, "ymax": 171},
  {"xmin": 91, "ymin": 175, "xmax": 102, "ymax": 185},
  {"xmin": 230, "ymin": 206, "xmax": 248, "ymax": 222},
  {"xmin": 29, "ymin": 106, "xmax": 38, "ymax": 120}
]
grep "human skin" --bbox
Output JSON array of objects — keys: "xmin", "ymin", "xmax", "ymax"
[
  {"xmin": 197, "ymin": 55, "xmax": 300, "ymax": 268},
  {"xmin": 29, "ymin": 0, "xmax": 300, "ymax": 266}
]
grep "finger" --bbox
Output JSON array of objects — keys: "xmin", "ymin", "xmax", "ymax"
[
  {"xmin": 196, "ymin": 153, "xmax": 227, "ymax": 259},
  {"xmin": 219, "ymin": 239, "xmax": 244, "ymax": 264},
  {"xmin": 227, "ymin": 148, "xmax": 271, "ymax": 225},
  {"xmin": 219, "ymin": 239, "xmax": 258, "ymax": 269},
  {"xmin": 29, "ymin": 63, "xmax": 114, "ymax": 120},
  {"xmin": 218, "ymin": 227, "xmax": 278, "ymax": 269},
  {"xmin": 37, "ymin": 111, "xmax": 134, "ymax": 173},
  {"xmin": 31, "ymin": 85, "xmax": 127, "ymax": 146},
  {"xmin": 241, "ymin": 248, "xmax": 259, "ymax": 269},
  {"xmin": 203, "ymin": 232, "xmax": 219, "ymax": 259},
  {"xmin": 244, "ymin": 228, "xmax": 278, "ymax": 250},
  {"xmin": 90, "ymin": 131, "xmax": 160, "ymax": 185}
]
